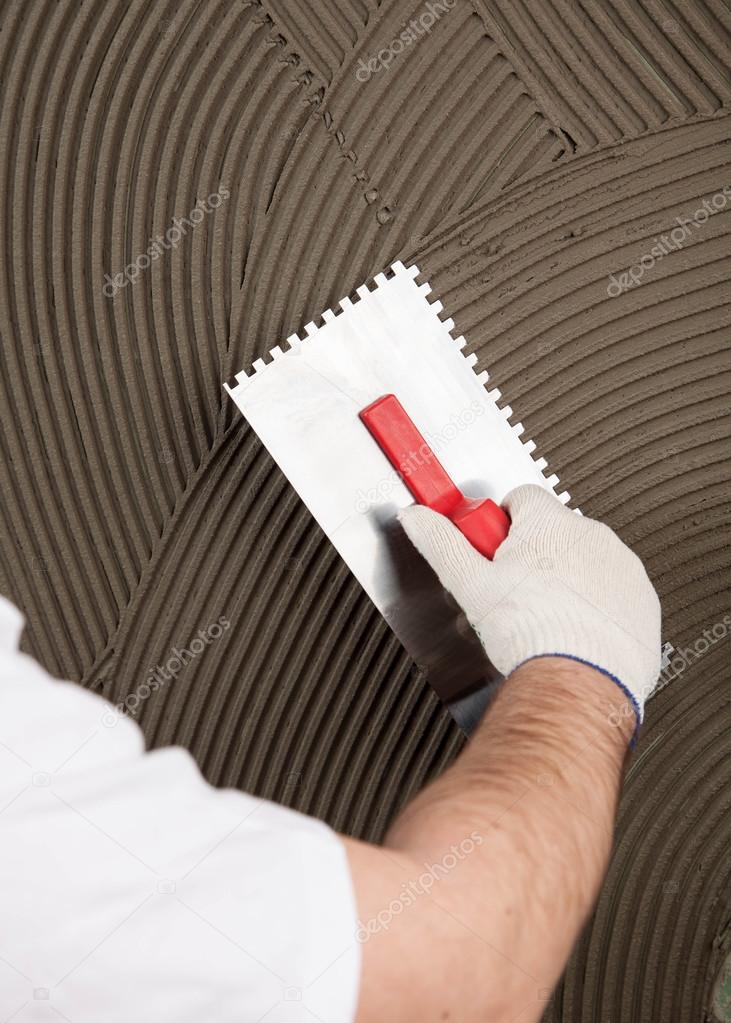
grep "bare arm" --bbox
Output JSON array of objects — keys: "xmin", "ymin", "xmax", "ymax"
[
  {"xmin": 344, "ymin": 656, "xmax": 633, "ymax": 1022},
  {"xmin": 342, "ymin": 484, "xmax": 661, "ymax": 1021}
]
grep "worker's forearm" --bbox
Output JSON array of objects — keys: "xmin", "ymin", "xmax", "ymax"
[
  {"xmin": 351, "ymin": 487, "xmax": 659, "ymax": 1022},
  {"xmin": 384, "ymin": 658, "xmax": 634, "ymax": 1021}
]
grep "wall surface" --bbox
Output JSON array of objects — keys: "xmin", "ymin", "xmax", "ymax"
[{"xmin": 0, "ymin": 1, "xmax": 729, "ymax": 1019}]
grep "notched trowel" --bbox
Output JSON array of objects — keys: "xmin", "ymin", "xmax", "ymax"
[{"xmin": 224, "ymin": 262, "xmax": 569, "ymax": 733}]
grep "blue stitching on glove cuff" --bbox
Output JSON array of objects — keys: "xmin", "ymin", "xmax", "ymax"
[{"xmin": 515, "ymin": 653, "xmax": 641, "ymax": 749}]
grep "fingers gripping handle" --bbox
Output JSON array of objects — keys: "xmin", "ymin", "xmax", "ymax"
[{"xmin": 359, "ymin": 394, "xmax": 511, "ymax": 559}]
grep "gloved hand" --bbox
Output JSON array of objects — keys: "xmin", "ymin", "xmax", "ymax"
[{"xmin": 400, "ymin": 484, "xmax": 661, "ymax": 727}]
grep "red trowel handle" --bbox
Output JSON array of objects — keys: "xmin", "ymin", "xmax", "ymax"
[{"xmin": 359, "ymin": 394, "xmax": 510, "ymax": 560}]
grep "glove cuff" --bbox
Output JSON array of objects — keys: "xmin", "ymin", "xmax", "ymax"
[{"xmin": 481, "ymin": 595, "xmax": 657, "ymax": 722}]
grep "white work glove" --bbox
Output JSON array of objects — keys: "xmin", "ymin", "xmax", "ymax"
[{"xmin": 400, "ymin": 484, "xmax": 661, "ymax": 728}]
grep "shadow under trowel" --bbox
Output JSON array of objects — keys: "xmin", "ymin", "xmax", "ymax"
[{"xmin": 373, "ymin": 505, "xmax": 502, "ymax": 735}]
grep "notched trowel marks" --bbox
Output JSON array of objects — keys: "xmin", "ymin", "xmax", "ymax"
[
  {"xmin": 471, "ymin": 0, "xmax": 731, "ymax": 147},
  {"xmin": 252, "ymin": 2, "xmax": 398, "ymax": 227},
  {"xmin": 0, "ymin": 1, "xmax": 729, "ymax": 1020}
]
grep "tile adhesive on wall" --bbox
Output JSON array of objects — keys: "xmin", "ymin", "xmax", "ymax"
[{"xmin": 0, "ymin": 1, "xmax": 729, "ymax": 1019}]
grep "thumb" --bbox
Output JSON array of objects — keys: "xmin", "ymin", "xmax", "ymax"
[{"xmin": 399, "ymin": 504, "xmax": 493, "ymax": 611}]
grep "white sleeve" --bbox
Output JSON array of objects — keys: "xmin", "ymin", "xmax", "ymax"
[{"xmin": 0, "ymin": 597, "xmax": 361, "ymax": 1023}]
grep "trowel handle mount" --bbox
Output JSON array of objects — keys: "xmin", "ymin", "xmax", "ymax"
[{"xmin": 359, "ymin": 394, "xmax": 511, "ymax": 560}]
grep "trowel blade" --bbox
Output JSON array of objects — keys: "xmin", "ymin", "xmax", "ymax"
[{"xmin": 225, "ymin": 262, "xmax": 569, "ymax": 732}]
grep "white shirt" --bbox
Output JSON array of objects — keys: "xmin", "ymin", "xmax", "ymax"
[{"xmin": 0, "ymin": 596, "xmax": 360, "ymax": 1022}]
